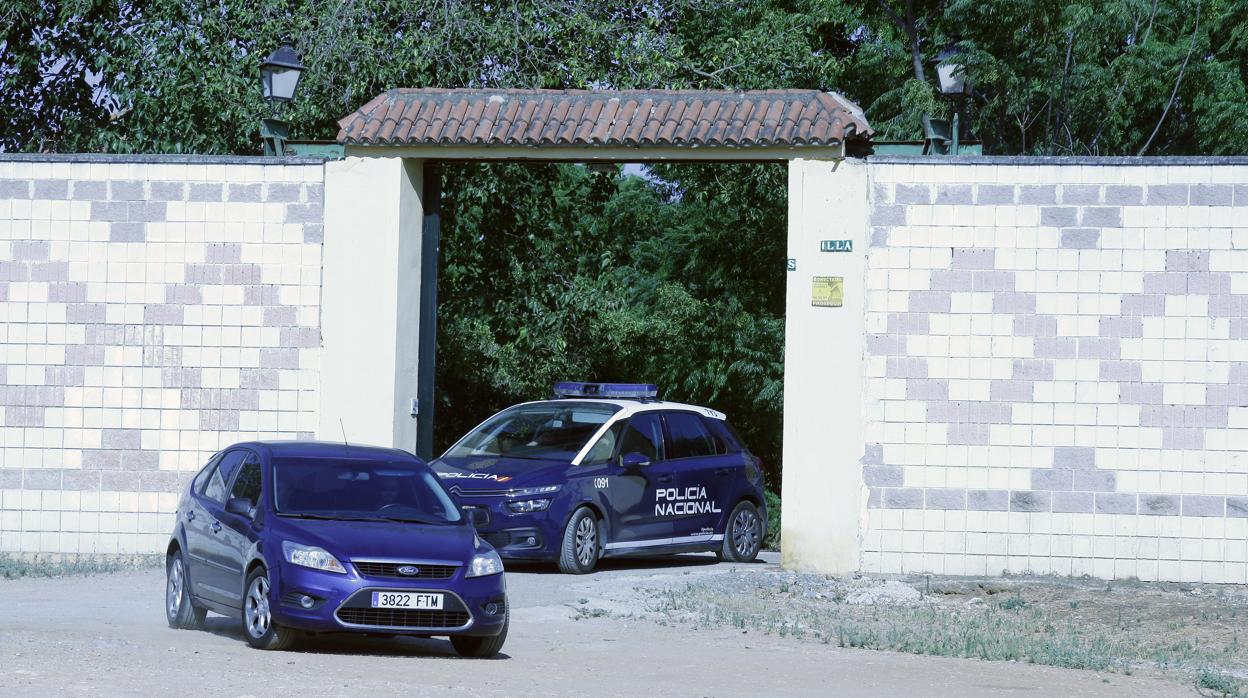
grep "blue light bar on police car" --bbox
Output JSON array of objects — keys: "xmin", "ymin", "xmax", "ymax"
[{"xmin": 553, "ymin": 382, "xmax": 658, "ymax": 399}]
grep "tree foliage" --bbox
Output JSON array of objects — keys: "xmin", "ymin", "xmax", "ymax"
[{"xmin": 2, "ymin": 0, "xmax": 1246, "ymax": 486}]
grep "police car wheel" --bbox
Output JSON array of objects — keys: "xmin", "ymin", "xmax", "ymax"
[
  {"xmin": 558, "ymin": 507, "xmax": 600, "ymax": 574},
  {"xmin": 718, "ymin": 501, "xmax": 762, "ymax": 563}
]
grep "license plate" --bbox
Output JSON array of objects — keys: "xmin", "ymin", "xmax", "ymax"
[{"xmin": 371, "ymin": 592, "xmax": 443, "ymax": 610}]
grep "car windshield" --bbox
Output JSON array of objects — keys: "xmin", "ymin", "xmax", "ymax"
[
  {"xmin": 445, "ymin": 402, "xmax": 621, "ymax": 461},
  {"xmin": 272, "ymin": 457, "xmax": 461, "ymax": 523}
]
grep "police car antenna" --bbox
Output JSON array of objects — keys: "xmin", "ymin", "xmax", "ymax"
[{"xmin": 338, "ymin": 418, "xmax": 348, "ymax": 446}]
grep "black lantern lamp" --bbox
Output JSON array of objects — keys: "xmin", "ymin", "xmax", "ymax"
[{"xmin": 259, "ymin": 44, "xmax": 305, "ymax": 155}]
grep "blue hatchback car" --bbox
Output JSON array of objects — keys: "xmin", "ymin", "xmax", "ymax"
[
  {"xmin": 431, "ymin": 383, "xmax": 767, "ymax": 574},
  {"xmin": 164, "ymin": 441, "xmax": 509, "ymax": 657}
]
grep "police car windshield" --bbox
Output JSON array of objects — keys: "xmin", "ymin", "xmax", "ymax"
[
  {"xmin": 446, "ymin": 402, "xmax": 621, "ymax": 461},
  {"xmin": 271, "ymin": 458, "xmax": 462, "ymax": 523}
]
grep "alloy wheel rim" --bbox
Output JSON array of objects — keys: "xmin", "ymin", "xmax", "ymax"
[
  {"xmin": 575, "ymin": 516, "xmax": 596, "ymax": 566},
  {"xmin": 733, "ymin": 510, "xmax": 759, "ymax": 557},
  {"xmin": 245, "ymin": 576, "xmax": 271, "ymax": 638},
  {"xmin": 166, "ymin": 559, "xmax": 184, "ymax": 619}
]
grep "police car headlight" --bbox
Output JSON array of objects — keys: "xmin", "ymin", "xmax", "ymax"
[
  {"xmin": 466, "ymin": 549, "xmax": 504, "ymax": 577},
  {"xmin": 507, "ymin": 485, "xmax": 560, "ymax": 497},
  {"xmin": 507, "ymin": 498, "xmax": 551, "ymax": 513},
  {"xmin": 282, "ymin": 541, "xmax": 346, "ymax": 574}
]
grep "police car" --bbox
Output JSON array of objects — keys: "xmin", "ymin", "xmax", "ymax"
[{"xmin": 431, "ymin": 382, "xmax": 767, "ymax": 574}]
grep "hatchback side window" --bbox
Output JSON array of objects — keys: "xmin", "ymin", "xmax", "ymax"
[
  {"xmin": 191, "ymin": 453, "xmax": 224, "ymax": 494},
  {"xmin": 229, "ymin": 453, "xmax": 263, "ymax": 505},
  {"xmin": 664, "ymin": 412, "xmax": 716, "ymax": 459},
  {"xmin": 202, "ymin": 450, "xmax": 246, "ymax": 503},
  {"xmin": 619, "ymin": 414, "xmax": 664, "ymax": 463},
  {"xmin": 703, "ymin": 417, "xmax": 743, "ymax": 455}
]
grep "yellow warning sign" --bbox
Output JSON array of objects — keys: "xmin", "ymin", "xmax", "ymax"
[{"xmin": 812, "ymin": 276, "xmax": 843, "ymax": 307}]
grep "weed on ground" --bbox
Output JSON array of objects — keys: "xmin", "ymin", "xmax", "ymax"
[
  {"xmin": 0, "ymin": 553, "xmax": 163, "ymax": 580},
  {"xmin": 611, "ymin": 570, "xmax": 1248, "ymax": 697}
]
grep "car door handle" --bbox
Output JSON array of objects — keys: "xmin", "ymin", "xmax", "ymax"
[
  {"xmin": 185, "ymin": 510, "xmax": 195, "ymax": 521},
  {"xmin": 657, "ymin": 475, "xmax": 674, "ymax": 484},
  {"xmin": 714, "ymin": 468, "xmax": 731, "ymax": 476},
  {"xmin": 210, "ymin": 521, "xmax": 222, "ymax": 533}
]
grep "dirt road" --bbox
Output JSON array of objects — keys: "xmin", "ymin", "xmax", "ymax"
[{"xmin": 0, "ymin": 552, "xmax": 1191, "ymax": 697}]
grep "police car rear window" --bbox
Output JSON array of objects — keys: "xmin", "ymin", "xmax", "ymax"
[{"xmin": 665, "ymin": 412, "xmax": 716, "ymax": 459}]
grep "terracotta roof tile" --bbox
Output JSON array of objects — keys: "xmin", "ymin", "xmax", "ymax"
[{"xmin": 338, "ymin": 88, "xmax": 872, "ymax": 150}]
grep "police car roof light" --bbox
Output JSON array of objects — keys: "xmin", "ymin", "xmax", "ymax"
[{"xmin": 552, "ymin": 381, "xmax": 658, "ymax": 400}]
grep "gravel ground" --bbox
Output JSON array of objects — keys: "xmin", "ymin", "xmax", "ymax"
[{"xmin": 0, "ymin": 552, "xmax": 1195, "ymax": 697}]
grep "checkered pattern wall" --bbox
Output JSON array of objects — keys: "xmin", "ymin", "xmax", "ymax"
[
  {"xmin": 0, "ymin": 157, "xmax": 324, "ymax": 554},
  {"xmin": 863, "ymin": 160, "xmax": 1248, "ymax": 583}
]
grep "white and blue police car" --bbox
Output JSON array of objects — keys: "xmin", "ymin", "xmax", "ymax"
[{"xmin": 430, "ymin": 382, "xmax": 767, "ymax": 574}]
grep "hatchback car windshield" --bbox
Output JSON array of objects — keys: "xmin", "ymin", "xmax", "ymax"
[
  {"xmin": 272, "ymin": 457, "xmax": 461, "ymax": 523},
  {"xmin": 445, "ymin": 402, "xmax": 621, "ymax": 461}
]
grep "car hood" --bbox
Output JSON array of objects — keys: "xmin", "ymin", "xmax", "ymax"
[
  {"xmin": 270, "ymin": 516, "xmax": 478, "ymax": 564},
  {"xmin": 431, "ymin": 456, "xmax": 571, "ymax": 491}
]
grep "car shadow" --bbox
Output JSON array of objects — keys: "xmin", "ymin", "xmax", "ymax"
[
  {"xmin": 198, "ymin": 616, "xmax": 510, "ymax": 659},
  {"xmin": 505, "ymin": 552, "xmax": 772, "ymax": 575}
]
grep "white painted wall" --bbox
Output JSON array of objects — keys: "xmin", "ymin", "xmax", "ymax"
[
  {"xmin": 780, "ymin": 158, "xmax": 870, "ymax": 574},
  {"xmin": 320, "ymin": 157, "xmax": 424, "ymax": 451}
]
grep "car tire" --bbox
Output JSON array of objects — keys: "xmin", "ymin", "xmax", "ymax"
[
  {"xmin": 450, "ymin": 609, "xmax": 509, "ymax": 658},
  {"xmin": 166, "ymin": 550, "xmax": 207, "ymax": 630},
  {"xmin": 558, "ymin": 507, "xmax": 600, "ymax": 574},
  {"xmin": 242, "ymin": 567, "xmax": 297, "ymax": 650},
  {"xmin": 717, "ymin": 500, "xmax": 762, "ymax": 563}
]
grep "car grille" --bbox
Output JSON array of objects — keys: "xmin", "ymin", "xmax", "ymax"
[
  {"xmin": 336, "ymin": 607, "xmax": 470, "ymax": 629},
  {"xmin": 352, "ymin": 561, "xmax": 458, "ymax": 579}
]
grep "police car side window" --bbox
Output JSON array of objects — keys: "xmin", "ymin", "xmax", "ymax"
[
  {"xmin": 664, "ymin": 412, "xmax": 716, "ymax": 459},
  {"xmin": 702, "ymin": 417, "xmax": 742, "ymax": 455},
  {"xmin": 582, "ymin": 422, "xmax": 624, "ymax": 465},
  {"xmin": 619, "ymin": 414, "xmax": 664, "ymax": 463}
]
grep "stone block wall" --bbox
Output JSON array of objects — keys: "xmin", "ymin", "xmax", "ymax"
[
  {"xmin": 863, "ymin": 158, "xmax": 1248, "ymax": 583},
  {"xmin": 0, "ymin": 155, "xmax": 324, "ymax": 554}
]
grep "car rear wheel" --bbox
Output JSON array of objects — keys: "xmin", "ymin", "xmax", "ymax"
[
  {"xmin": 166, "ymin": 550, "xmax": 207, "ymax": 630},
  {"xmin": 717, "ymin": 501, "xmax": 762, "ymax": 563},
  {"xmin": 450, "ymin": 609, "xmax": 509, "ymax": 658},
  {"xmin": 558, "ymin": 507, "xmax": 600, "ymax": 574},
  {"xmin": 242, "ymin": 567, "xmax": 297, "ymax": 650}
]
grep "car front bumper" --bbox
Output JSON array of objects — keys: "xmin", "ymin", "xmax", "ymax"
[{"xmin": 270, "ymin": 561, "xmax": 507, "ymax": 637}]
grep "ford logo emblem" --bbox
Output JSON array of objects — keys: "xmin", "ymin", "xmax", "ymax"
[{"xmin": 397, "ymin": 565, "xmax": 420, "ymax": 576}]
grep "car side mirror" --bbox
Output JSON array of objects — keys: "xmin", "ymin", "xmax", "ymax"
[
  {"xmin": 225, "ymin": 497, "xmax": 254, "ymax": 518},
  {"xmin": 620, "ymin": 452, "xmax": 651, "ymax": 470},
  {"xmin": 465, "ymin": 507, "xmax": 489, "ymax": 528}
]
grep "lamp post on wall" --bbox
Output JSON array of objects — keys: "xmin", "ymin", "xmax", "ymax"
[
  {"xmin": 259, "ymin": 44, "xmax": 305, "ymax": 156},
  {"xmin": 923, "ymin": 46, "xmax": 973, "ymax": 155}
]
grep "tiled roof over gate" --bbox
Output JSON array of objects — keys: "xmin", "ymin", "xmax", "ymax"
[{"xmin": 336, "ymin": 88, "xmax": 872, "ymax": 150}]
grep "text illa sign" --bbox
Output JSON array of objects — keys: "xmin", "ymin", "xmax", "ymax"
[{"xmin": 820, "ymin": 239, "xmax": 853, "ymax": 252}]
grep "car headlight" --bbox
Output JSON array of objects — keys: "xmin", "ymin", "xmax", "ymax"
[
  {"xmin": 466, "ymin": 549, "xmax": 504, "ymax": 578},
  {"xmin": 505, "ymin": 485, "xmax": 560, "ymax": 497},
  {"xmin": 507, "ymin": 498, "xmax": 551, "ymax": 513},
  {"xmin": 282, "ymin": 541, "xmax": 346, "ymax": 574}
]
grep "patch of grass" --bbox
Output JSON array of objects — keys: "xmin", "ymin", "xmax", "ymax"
[
  {"xmin": 0, "ymin": 553, "xmax": 163, "ymax": 580},
  {"xmin": 641, "ymin": 576, "xmax": 1248, "ymax": 696},
  {"xmin": 763, "ymin": 489, "xmax": 781, "ymax": 551},
  {"xmin": 1197, "ymin": 669, "xmax": 1247, "ymax": 698}
]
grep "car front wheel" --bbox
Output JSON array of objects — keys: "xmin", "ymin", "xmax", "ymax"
[
  {"xmin": 450, "ymin": 610, "xmax": 509, "ymax": 658},
  {"xmin": 166, "ymin": 550, "xmax": 207, "ymax": 630},
  {"xmin": 558, "ymin": 507, "xmax": 600, "ymax": 574},
  {"xmin": 242, "ymin": 567, "xmax": 297, "ymax": 650}
]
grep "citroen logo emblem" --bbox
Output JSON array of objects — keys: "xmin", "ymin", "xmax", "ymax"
[{"xmin": 397, "ymin": 565, "xmax": 420, "ymax": 576}]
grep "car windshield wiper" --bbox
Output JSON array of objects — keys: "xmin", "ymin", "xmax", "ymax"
[
  {"xmin": 279, "ymin": 513, "xmax": 380, "ymax": 522},
  {"xmin": 375, "ymin": 515, "xmax": 450, "ymax": 525}
]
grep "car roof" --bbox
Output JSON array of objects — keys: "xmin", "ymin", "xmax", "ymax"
[
  {"xmin": 509, "ymin": 398, "xmax": 727, "ymax": 421},
  {"xmin": 230, "ymin": 440, "xmax": 421, "ymax": 462}
]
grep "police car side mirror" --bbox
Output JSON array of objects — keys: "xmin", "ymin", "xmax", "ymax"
[{"xmin": 620, "ymin": 452, "xmax": 650, "ymax": 470}]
